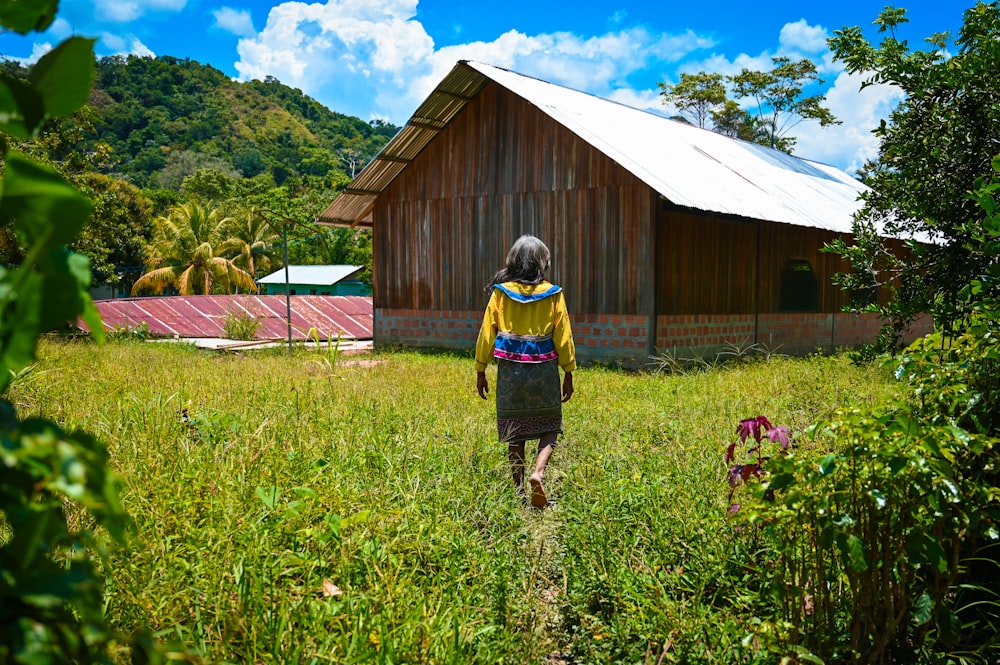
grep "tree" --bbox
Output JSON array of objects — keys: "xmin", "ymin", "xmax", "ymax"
[
  {"xmin": 151, "ymin": 150, "xmax": 240, "ymax": 191},
  {"xmin": 710, "ymin": 99, "xmax": 771, "ymax": 144},
  {"xmin": 827, "ymin": 3, "xmax": 1000, "ymax": 346},
  {"xmin": 336, "ymin": 145, "xmax": 365, "ymax": 178},
  {"xmin": 659, "ymin": 58, "xmax": 839, "ymax": 153},
  {"xmin": 181, "ymin": 167, "xmax": 238, "ymax": 202},
  {"xmin": 729, "ymin": 57, "xmax": 841, "ymax": 153},
  {"xmin": 71, "ymin": 172, "xmax": 152, "ymax": 290},
  {"xmin": 658, "ymin": 72, "xmax": 727, "ymax": 129},
  {"xmin": 217, "ymin": 206, "xmax": 282, "ymax": 278},
  {"xmin": 131, "ymin": 201, "xmax": 257, "ymax": 295}
]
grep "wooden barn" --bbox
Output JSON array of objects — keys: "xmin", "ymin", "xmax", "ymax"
[{"xmin": 318, "ymin": 60, "xmax": 930, "ymax": 367}]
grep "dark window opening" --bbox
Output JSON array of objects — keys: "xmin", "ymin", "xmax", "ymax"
[{"xmin": 780, "ymin": 258, "xmax": 817, "ymax": 312}]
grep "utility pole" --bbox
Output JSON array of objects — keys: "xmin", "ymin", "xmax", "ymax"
[{"xmin": 253, "ymin": 208, "xmax": 309, "ymax": 355}]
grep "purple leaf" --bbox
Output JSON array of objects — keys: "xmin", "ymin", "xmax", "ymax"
[
  {"xmin": 728, "ymin": 465, "xmax": 744, "ymax": 487},
  {"xmin": 737, "ymin": 416, "xmax": 772, "ymax": 443},
  {"xmin": 724, "ymin": 441, "xmax": 737, "ymax": 464},
  {"xmin": 736, "ymin": 419, "xmax": 754, "ymax": 442},
  {"xmin": 767, "ymin": 426, "xmax": 791, "ymax": 449}
]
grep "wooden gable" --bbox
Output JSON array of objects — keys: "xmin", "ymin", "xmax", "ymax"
[{"xmin": 372, "ymin": 80, "xmax": 657, "ymax": 317}]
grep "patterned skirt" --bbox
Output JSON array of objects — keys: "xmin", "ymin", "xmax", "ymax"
[{"xmin": 495, "ymin": 358, "xmax": 563, "ymax": 442}]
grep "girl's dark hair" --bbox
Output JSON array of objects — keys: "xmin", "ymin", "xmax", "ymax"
[{"xmin": 485, "ymin": 235, "xmax": 551, "ymax": 291}]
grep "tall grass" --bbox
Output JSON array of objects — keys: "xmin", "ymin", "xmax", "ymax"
[{"xmin": 11, "ymin": 339, "xmax": 897, "ymax": 663}]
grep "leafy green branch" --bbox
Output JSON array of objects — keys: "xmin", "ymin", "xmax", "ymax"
[{"xmin": 0, "ymin": 2, "xmax": 149, "ymax": 662}]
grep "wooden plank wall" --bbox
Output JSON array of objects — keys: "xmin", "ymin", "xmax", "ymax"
[
  {"xmin": 759, "ymin": 221, "xmax": 852, "ymax": 313},
  {"xmin": 656, "ymin": 207, "xmax": 854, "ymax": 314},
  {"xmin": 656, "ymin": 209, "xmax": 757, "ymax": 314},
  {"xmin": 373, "ymin": 81, "xmax": 655, "ymax": 316}
]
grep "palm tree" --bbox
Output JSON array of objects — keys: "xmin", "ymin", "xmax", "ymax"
[
  {"xmin": 217, "ymin": 206, "xmax": 283, "ymax": 279},
  {"xmin": 131, "ymin": 201, "xmax": 258, "ymax": 296}
]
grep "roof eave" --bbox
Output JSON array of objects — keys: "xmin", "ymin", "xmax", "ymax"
[{"xmin": 317, "ymin": 61, "xmax": 488, "ymax": 227}]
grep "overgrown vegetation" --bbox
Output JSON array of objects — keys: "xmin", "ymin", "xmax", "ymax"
[
  {"xmin": 827, "ymin": 2, "xmax": 1000, "ymax": 353},
  {"xmin": 9, "ymin": 341, "xmax": 898, "ymax": 663},
  {"xmin": 4, "ymin": 2, "xmax": 999, "ymax": 662},
  {"xmin": 726, "ymin": 158, "xmax": 1000, "ymax": 663},
  {"xmin": 0, "ymin": 3, "xmax": 134, "ymax": 661},
  {"xmin": 223, "ymin": 310, "xmax": 261, "ymax": 341}
]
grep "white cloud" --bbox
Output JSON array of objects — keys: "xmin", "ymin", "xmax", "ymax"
[
  {"xmin": 235, "ymin": 0, "xmax": 433, "ymax": 102},
  {"xmin": 48, "ymin": 17, "xmax": 73, "ymax": 40},
  {"xmin": 778, "ymin": 19, "xmax": 829, "ymax": 54},
  {"xmin": 5, "ymin": 42, "xmax": 55, "ymax": 66},
  {"xmin": 234, "ymin": 0, "xmax": 714, "ymax": 124},
  {"xmin": 606, "ymin": 87, "xmax": 664, "ymax": 114},
  {"xmin": 213, "ymin": 7, "xmax": 256, "ymax": 37},
  {"xmin": 28, "ymin": 42, "xmax": 54, "ymax": 63},
  {"xmin": 682, "ymin": 51, "xmax": 773, "ymax": 78},
  {"xmin": 95, "ymin": 1, "xmax": 140, "ymax": 22},
  {"xmin": 229, "ymin": 4, "xmax": 890, "ymax": 173},
  {"xmin": 99, "ymin": 32, "xmax": 156, "ymax": 58},
  {"xmin": 794, "ymin": 69, "xmax": 902, "ymax": 173},
  {"xmin": 94, "ymin": 0, "xmax": 187, "ymax": 23},
  {"xmin": 609, "ymin": 10, "xmax": 628, "ymax": 26}
]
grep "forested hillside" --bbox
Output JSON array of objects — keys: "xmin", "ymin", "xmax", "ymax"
[
  {"xmin": 0, "ymin": 54, "xmax": 399, "ymax": 293},
  {"xmin": 85, "ymin": 55, "xmax": 397, "ymax": 188}
]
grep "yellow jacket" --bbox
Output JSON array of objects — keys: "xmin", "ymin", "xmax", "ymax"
[{"xmin": 475, "ymin": 281, "xmax": 576, "ymax": 373}]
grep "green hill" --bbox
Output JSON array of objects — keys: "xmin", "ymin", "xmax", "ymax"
[
  {"xmin": 82, "ymin": 55, "xmax": 398, "ymax": 188},
  {"xmin": 0, "ymin": 54, "xmax": 393, "ymax": 290}
]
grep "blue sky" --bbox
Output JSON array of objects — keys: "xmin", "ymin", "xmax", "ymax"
[{"xmin": 1, "ymin": 0, "xmax": 968, "ymax": 173}]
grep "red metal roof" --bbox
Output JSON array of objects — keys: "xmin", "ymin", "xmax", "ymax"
[{"xmin": 88, "ymin": 295, "xmax": 373, "ymax": 340}]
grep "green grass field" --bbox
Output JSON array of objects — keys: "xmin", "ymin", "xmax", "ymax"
[{"xmin": 10, "ymin": 338, "xmax": 898, "ymax": 664}]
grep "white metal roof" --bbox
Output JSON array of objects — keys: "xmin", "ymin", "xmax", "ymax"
[
  {"xmin": 258, "ymin": 265, "xmax": 363, "ymax": 285},
  {"xmin": 319, "ymin": 60, "xmax": 867, "ymax": 233}
]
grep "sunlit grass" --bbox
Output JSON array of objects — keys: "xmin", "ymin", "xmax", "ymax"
[{"xmin": 12, "ymin": 338, "xmax": 897, "ymax": 663}]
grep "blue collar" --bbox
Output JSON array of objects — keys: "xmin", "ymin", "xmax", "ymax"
[{"xmin": 494, "ymin": 283, "xmax": 562, "ymax": 303}]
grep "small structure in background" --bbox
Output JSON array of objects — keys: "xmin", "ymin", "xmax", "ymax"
[{"xmin": 257, "ymin": 265, "xmax": 370, "ymax": 296}]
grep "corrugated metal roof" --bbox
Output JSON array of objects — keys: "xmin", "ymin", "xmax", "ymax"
[
  {"xmin": 257, "ymin": 264, "xmax": 363, "ymax": 285},
  {"xmin": 318, "ymin": 60, "xmax": 867, "ymax": 233},
  {"xmin": 86, "ymin": 295, "xmax": 373, "ymax": 340}
]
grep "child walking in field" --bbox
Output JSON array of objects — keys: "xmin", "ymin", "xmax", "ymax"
[{"xmin": 475, "ymin": 235, "xmax": 576, "ymax": 508}]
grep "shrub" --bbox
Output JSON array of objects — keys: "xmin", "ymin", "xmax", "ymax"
[
  {"xmin": 223, "ymin": 310, "xmax": 260, "ymax": 340},
  {"xmin": 725, "ymin": 415, "xmax": 791, "ymax": 513},
  {"xmin": 738, "ymin": 408, "xmax": 1000, "ymax": 663},
  {"xmin": 107, "ymin": 320, "xmax": 152, "ymax": 340}
]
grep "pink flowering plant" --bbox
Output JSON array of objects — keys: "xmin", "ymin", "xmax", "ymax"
[{"xmin": 725, "ymin": 415, "xmax": 792, "ymax": 513}]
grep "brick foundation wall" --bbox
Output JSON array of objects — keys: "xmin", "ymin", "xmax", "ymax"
[
  {"xmin": 655, "ymin": 312, "xmax": 934, "ymax": 357},
  {"xmin": 375, "ymin": 308, "xmax": 934, "ymax": 366},
  {"xmin": 375, "ymin": 308, "xmax": 650, "ymax": 366},
  {"xmin": 569, "ymin": 313, "xmax": 649, "ymax": 366},
  {"xmin": 375, "ymin": 308, "xmax": 483, "ymax": 349}
]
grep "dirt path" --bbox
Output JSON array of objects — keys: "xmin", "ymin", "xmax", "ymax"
[{"xmin": 523, "ymin": 485, "xmax": 573, "ymax": 664}]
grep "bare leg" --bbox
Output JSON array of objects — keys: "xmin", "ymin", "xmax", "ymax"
[
  {"xmin": 507, "ymin": 440, "xmax": 526, "ymax": 493},
  {"xmin": 528, "ymin": 432, "xmax": 558, "ymax": 508}
]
